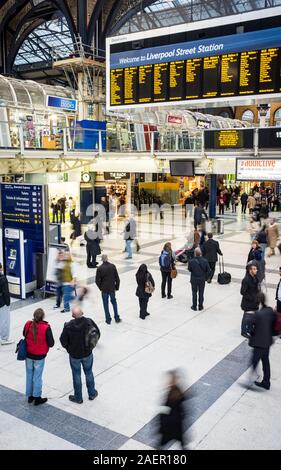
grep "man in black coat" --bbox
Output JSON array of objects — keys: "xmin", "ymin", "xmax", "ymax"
[
  {"xmin": 60, "ymin": 306, "xmax": 100, "ymax": 403},
  {"xmin": 84, "ymin": 224, "xmax": 101, "ymax": 268},
  {"xmin": 188, "ymin": 248, "xmax": 211, "ymax": 311},
  {"xmin": 249, "ymin": 293, "xmax": 275, "ymax": 390},
  {"xmin": 96, "ymin": 254, "xmax": 121, "ymax": 324},
  {"xmin": 201, "ymin": 233, "xmax": 223, "ymax": 283}
]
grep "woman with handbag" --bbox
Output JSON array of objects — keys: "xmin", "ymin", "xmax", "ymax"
[
  {"xmin": 136, "ymin": 264, "xmax": 155, "ymax": 319},
  {"xmin": 23, "ymin": 308, "xmax": 54, "ymax": 405}
]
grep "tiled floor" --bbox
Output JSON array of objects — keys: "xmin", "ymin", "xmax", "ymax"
[{"xmin": 1, "ymin": 208, "xmax": 281, "ymax": 450}]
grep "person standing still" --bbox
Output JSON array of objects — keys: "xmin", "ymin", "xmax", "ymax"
[
  {"xmin": 0, "ymin": 263, "xmax": 13, "ymax": 345},
  {"xmin": 266, "ymin": 218, "xmax": 279, "ymax": 257},
  {"xmin": 96, "ymin": 254, "xmax": 122, "ymax": 325},
  {"xmin": 188, "ymin": 248, "xmax": 211, "ymax": 311},
  {"xmin": 201, "ymin": 233, "xmax": 223, "ymax": 283},
  {"xmin": 159, "ymin": 242, "xmax": 175, "ymax": 299},
  {"xmin": 241, "ymin": 192, "xmax": 248, "ymax": 215},
  {"xmin": 24, "ymin": 308, "xmax": 54, "ymax": 405},
  {"xmin": 60, "ymin": 306, "xmax": 99, "ymax": 403},
  {"xmin": 136, "ymin": 264, "xmax": 155, "ymax": 319}
]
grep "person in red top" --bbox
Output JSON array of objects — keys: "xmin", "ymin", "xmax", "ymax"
[{"xmin": 24, "ymin": 308, "xmax": 54, "ymax": 405}]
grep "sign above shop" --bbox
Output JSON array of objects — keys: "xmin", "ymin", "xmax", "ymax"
[
  {"xmin": 46, "ymin": 95, "xmax": 77, "ymax": 111},
  {"xmin": 236, "ymin": 158, "xmax": 281, "ymax": 181},
  {"xmin": 104, "ymin": 172, "xmax": 130, "ymax": 180},
  {"xmin": 167, "ymin": 115, "xmax": 182, "ymax": 124}
]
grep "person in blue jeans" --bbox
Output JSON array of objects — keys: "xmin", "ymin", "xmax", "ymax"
[
  {"xmin": 24, "ymin": 308, "xmax": 54, "ymax": 405},
  {"xmin": 96, "ymin": 254, "xmax": 122, "ymax": 324},
  {"xmin": 60, "ymin": 306, "xmax": 100, "ymax": 404}
]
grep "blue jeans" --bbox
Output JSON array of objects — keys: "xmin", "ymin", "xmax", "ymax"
[
  {"xmin": 260, "ymin": 243, "xmax": 267, "ymax": 260},
  {"xmin": 25, "ymin": 358, "xmax": 45, "ymax": 398},
  {"xmin": 69, "ymin": 353, "xmax": 96, "ymax": 401},
  {"xmin": 126, "ymin": 239, "xmax": 132, "ymax": 258},
  {"xmin": 63, "ymin": 284, "xmax": 74, "ymax": 310},
  {"xmin": 56, "ymin": 284, "xmax": 63, "ymax": 307},
  {"xmin": 102, "ymin": 292, "xmax": 120, "ymax": 323}
]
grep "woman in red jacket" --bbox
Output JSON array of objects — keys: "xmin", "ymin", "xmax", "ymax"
[{"xmin": 24, "ymin": 308, "xmax": 54, "ymax": 405}]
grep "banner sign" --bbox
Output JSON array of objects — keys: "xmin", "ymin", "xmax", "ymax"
[
  {"xmin": 236, "ymin": 158, "xmax": 281, "ymax": 181},
  {"xmin": 47, "ymin": 95, "xmax": 77, "ymax": 111},
  {"xmin": 110, "ymin": 27, "xmax": 281, "ymax": 69},
  {"xmin": 104, "ymin": 172, "xmax": 130, "ymax": 180},
  {"xmin": 167, "ymin": 116, "xmax": 183, "ymax": 124}
]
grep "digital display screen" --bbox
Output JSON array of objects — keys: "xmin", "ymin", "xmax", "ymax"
[
  {"xmin": 109, "ymin": 27, "xmax": 281, "ymax": 107},
  {"xmin": 1, "ymin": 184, "xmax": 45, "ymax": 253},
  {"xmin": 169, "ymin": 160, "xmax": 194, "ymax": 176},
  {"xmin": 169, "ymin": 61, "xmax": 185, "ymax": 100},
  {"xmin": 204, "ymin": 129, "xmax": 254, "ymax": 150},
  {"xmin": 220, "ymin": 53, "xmax": 239, "ymax": 96},
  {"xmin": 258, "ymin": 128, "xmax": 281, "ymax": 148},
  {"xmin": 138, "ymin": 65, "xmax": 153, "ymax": 103}
]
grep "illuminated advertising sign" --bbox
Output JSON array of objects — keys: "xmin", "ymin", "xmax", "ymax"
[{"xmin": 236, "ymin": 158, "xmax": 281, "ymax": 181}]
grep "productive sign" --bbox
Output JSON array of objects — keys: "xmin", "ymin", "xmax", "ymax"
[
  {"xmin": 236, "ymin": 159, "xmax": 281, "ymax": 181},
  {"xmin": 47, "ymin": 95, "xmax": 77, "ymax": 111}
]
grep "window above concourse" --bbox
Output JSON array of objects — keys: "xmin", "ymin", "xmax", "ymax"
[
  {"xmin": 113, "ymin": 0, "xmax": 281, "ymax": 34},
  {"xmin": 14, "ymin": 16, "xmax": 73, "ymax": 67}
]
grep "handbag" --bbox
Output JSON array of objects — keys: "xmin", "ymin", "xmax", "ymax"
[
  {"xmin": 241, "ymin": 311, "xmax": 255, "ymax": 338},
  {"xmin": 15, "ymin": 322, "xmax": 32, "ymax": 361},
  {"xmin": 217, "ymin": 257, "xmax": 231, "ymax": 285},
  {"xmin": 145, "ymin": 273, "xmax": 155, "ymax": 294},
  {"xmin": 170, "ymin": 267, "xmax": 177, "ymax": 279}
]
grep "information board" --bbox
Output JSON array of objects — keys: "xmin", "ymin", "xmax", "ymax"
[
  {"xmin": 108, "ymin": 26, "xmax": 281, "ymax": 107},
  {"xmin": 204, "ymin": 129, "xmax": 254, "ymax": 150},
  {"xmin": 1, "ymin": 184, "xmax": 45, "ymax": 253},
  {"xmin": 236, "ymin": 158, "xmax": 281, "ymax": 181}
]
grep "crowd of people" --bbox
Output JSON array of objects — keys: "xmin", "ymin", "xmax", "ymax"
[{"xmin": 1, "ymin": 182, "xmax": 281, "ymax": 449}]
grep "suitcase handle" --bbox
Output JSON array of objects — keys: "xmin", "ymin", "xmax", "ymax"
[{"xmin": 219, "ymin": 255, "xmax": 224, "ymax": 274}]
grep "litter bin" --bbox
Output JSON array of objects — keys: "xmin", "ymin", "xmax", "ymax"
[{"xmin": 216, "ymin": 217, "xmax": 224, "ymax": 235}]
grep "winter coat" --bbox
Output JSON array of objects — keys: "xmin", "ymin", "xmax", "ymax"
[
  {"xmin": 266, "ymin": 223, "xmax": 279, "ymax": 249},
  {"xmin": 240, "ymin": 273, "xmax": 260, "ymax": 311}
]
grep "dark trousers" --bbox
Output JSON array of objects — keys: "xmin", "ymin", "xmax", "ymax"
[
  {"xmin": 277, "ymin": 300, "xmax": 281, "ymax": 313},
  {"xmin": 219, "ymin": 204, "xmax": 224, "ymax": 215},
  {"xmin": 86, "ymin": 245, "xmax": 96, "ymax": 267},
  {"xmin": 241, "ymin": 203, "xmax": 247, "ymax": 214},
  {"xmin": 56, "ymin": 284, "xmax": 63, "ymax": 307},
  {"xmin": 252, "ymin": 347, "xmax": 270, "ymax": 386},
  {"xmin": 60, "ymin": 210, "xmax": 65, "ymax": 224},
  {"xmin": 52, "ymin": 211, "xmax": 58, "ymax": 223},
  {"xmin": 208, "ymin": 261, "xmax": 216, "ymax": 281},
  {"xmin": 161, "ymin": 271, "xmax": 172, "ymax": 297},
  {"xmin": 191, "ymin": 280, "xmax": 205, "ymax": 308},
  {"xmin": 139, "ymin": 297, "xmax": 149, "ymax": 319}
]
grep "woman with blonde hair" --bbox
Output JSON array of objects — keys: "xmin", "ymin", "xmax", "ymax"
[{"xmin": 23, "ymin": 308, "xmax": 54, "ymax": 405}]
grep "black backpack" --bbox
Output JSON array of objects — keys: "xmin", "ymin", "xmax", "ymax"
[{"xmin": 85, "ymin": 319, "xmax": 100, "ymax": 350}]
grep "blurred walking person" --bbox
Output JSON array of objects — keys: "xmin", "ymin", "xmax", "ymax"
[{"xmin": 266, "ymin": 218, "xmax": 279, "ymax": 257}]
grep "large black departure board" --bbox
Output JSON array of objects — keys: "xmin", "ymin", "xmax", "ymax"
[
  {"xmin": 138, "ymin": 65, "xmax": 153, "ymax": 103},
  {"xmin": 154, "ymin": 63, "xmax": 168, "ymax": 102},
  {"xmin": 169, "ymin": 61, "xmax": 185, "ymax": 100},
  {"xmin": 220, "ymin": 53, "xmax": 239, "ymax": 96},
  {"xmin": 109, "ymin": 27, "xmax": 281, "ymax": 107},
  {"xmin": 204, "ymin": 129, "xmax": 254, "ymax": 150}
]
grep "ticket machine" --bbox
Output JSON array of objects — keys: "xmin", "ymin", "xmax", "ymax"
[{"xmin": 4, "ymin": 228, "xmax": 36, "ymax": 298}]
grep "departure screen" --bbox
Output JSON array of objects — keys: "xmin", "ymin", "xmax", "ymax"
[
  {"xmin": 109, "ymin": 27, "xmax": 281, "ymax": 106},
  {"xmin": 204, "ymin": 129, "xmax": 254, "ymax": 150}
]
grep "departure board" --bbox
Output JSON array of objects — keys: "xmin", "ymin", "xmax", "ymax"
[
  {"xmin": 124, "ymin": 67, "xmax": 138, "ymax": 104},
  {"xmin": 110, "ymin": 69, "xmax": 124, "ymax": 106},
  {"xmin": 239, "ymin": 51, "xmax": 259, "ymax": 95},
  {"xmin": 202, "ymin": 56, "xmax": 220, "ymax": 98},
  {"xmin": 169, "ymin": 61, "xmax": 185, "ymax": 100},
  {"xmin": 186, "ymin": 58, "xmax": 202, "ymax": 99},
  {"xmin": 259, "ymin": 48, "xmax": 279, "ymax": 93},
  {"xmin": 154, "ymin": 63, "xmax": 168, "ymax": 102},
  {"xmin": 220, "ymin": 53, "xmax": 239, "ymax": 96},
  {"xmin": 204, "ymin": 129, "xmax": 254, "ymax": 150},
  {"xmin": 109, "ymin": 26, "xmax": 281, "ymax": 107},
  {"xmin": 139, "ymin": 65, "xmax": 153, "ymax": 103}
]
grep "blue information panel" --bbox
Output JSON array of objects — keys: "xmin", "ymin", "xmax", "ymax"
[
  {"xmin": 47, "ymin": 95, "xmax": 77, "ymax": 111},
  {"xmin": 1, "ymin": 184, "xmax": 45, "ymax": 253}
]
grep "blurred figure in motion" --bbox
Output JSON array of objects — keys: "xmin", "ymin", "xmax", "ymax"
[{"xmin": 157, "ymin": 370, "xmax": 188, "ymax": 450}]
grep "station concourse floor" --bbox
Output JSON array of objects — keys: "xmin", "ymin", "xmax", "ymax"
[{"xmin": 1, "ymin": 208, "xmax": 281, "ymax": 451}]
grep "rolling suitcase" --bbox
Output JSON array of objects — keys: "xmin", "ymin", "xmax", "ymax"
[{"xmin": 217, "ymin": 256, "xmax": 231, "ymax": 285}]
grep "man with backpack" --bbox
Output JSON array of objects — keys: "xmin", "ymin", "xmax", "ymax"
[{"xmin": 60, "ymin": 306, "xmax": 100, "ymax": 404}]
